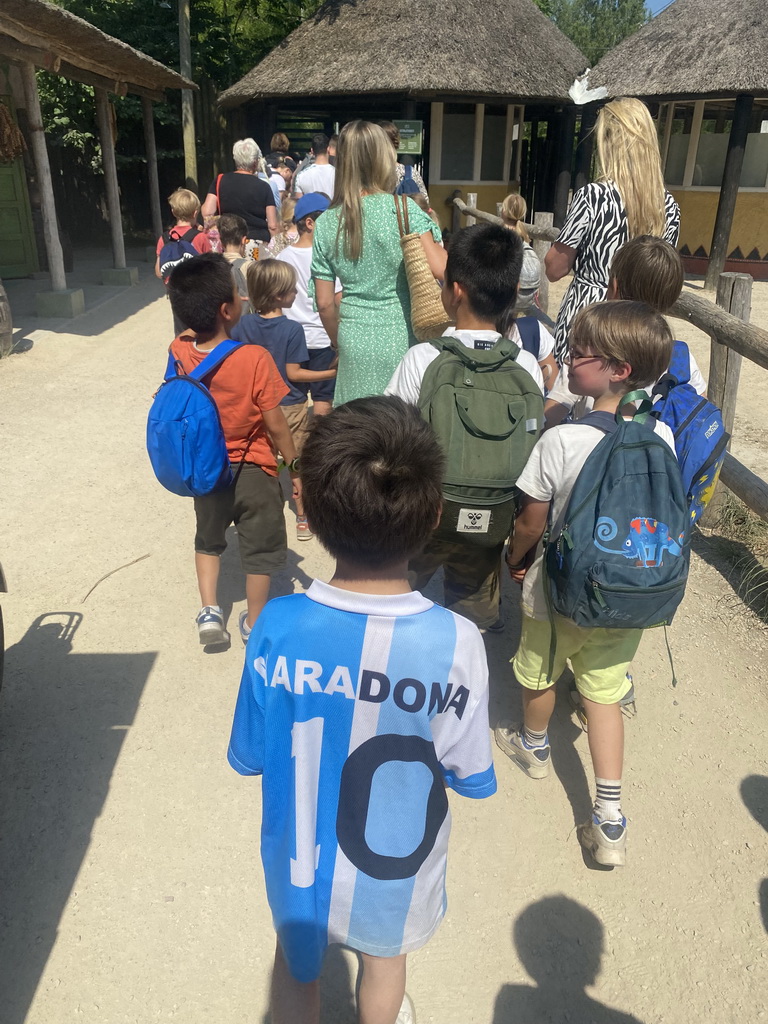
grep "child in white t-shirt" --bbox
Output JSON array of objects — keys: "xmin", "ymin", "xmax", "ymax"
[
  {"xmin": 496, "ymin": 301, "xmax": 677, "ymax": 868},
  {"xmin": 276, "ymin": 192, "xmax": 340, "ymax": 416}
]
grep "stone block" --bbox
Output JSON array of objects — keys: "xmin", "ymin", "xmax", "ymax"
[
  {"xmin": 101, "ymin": 266, "xmax": 139, "ymax": 286},
  {"xmin": 35, "ymin": 288, "xmax": 85, "ymax": 318}
]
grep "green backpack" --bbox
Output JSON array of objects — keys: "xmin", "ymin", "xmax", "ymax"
[{"xmin": 418, "ymin": 336, "xmax": 543, "ymax": 507}]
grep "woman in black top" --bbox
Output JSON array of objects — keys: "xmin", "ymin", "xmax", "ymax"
[{"xmin": 201, "ymin": 138, "xmax": 278, "ymax": 244}]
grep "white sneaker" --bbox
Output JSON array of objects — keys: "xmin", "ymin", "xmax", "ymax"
[
  {"xmin": 196, "ymin": 606, "xmax": 229, "ymax": 645},
  {"xmin": 396, "ymin": 992, "xmax": 416, "ymax": 1024}
]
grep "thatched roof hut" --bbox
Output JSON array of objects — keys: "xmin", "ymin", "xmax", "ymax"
[
  {"xmin": 0, "ymin": 0, "xmax": 194, "ymax": 98},
  {"xmin": 218, "ymin": 0, "xmax": 587, "ymax": 109},
  {"xmin": 589, "ymin": 0, "xmax": 768, "ymax": 101}
]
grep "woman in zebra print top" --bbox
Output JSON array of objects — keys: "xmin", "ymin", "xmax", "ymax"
[{"xmin": 545, "ymin": 98, "xmax": 680, "ymax": 365}]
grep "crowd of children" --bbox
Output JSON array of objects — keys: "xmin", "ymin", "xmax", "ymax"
[{"xmin": 148, "ymin": 147, "xmax": 716, "ymax": 1023}]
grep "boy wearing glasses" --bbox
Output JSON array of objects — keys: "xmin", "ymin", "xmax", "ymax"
[{"xmin": 495, "ymin": 301, "xmax": 676, "ymax": 867}]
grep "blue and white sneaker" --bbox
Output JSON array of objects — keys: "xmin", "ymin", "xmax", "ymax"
[
  {"xmin": 196, "ymin": 606, "xmax": 229, "ymax": 646},
  {"xmin": 494, "ymin": 723, "xmax": 551, "ymax": 779},
  {"xmin": 238, "ymin": 610, "xmax": 252, "ymax": 646},
  {"xmin": 578, "ymin": 814, "xmax": 627, "ymax": 866}
]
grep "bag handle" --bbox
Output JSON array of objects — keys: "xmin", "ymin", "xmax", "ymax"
[
  {"xmin": 394, "ymin": 194, "xmax": 411, "ymax": 237},
  {"xmin": 454, "ymin": 394, "xmax": 518, "ymax": 440},
  {"xmin": 215, "ymin": 173, "xmax": 223, "ymax": 212}
]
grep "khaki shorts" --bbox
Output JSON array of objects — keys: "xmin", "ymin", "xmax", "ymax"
[
  {"xmin": 193, "ymin": 463, "xmax": 286, "ymax": 575},
  {"xmin": 513, "ymin": 613, "xmax": 639, "ymax": 705},
  {"xmin": 281, "ymin": 401, "xmax": 310, "ymax": 455}
]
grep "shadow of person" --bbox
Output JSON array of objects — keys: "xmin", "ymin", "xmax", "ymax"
[
  {"xmin": 0, "ymin": 612, "xmax": 156, "ymax": 1024},
  {"xmin": 493, "ymin": 896, "xmax": 645, "ymax": 1024},
  {"xmin": 740, "ymin": 774, "xmax": 768, "ymax": 932},
  {"xmin": 259, "ymin": 941, "xmax": 357, "ymax": 1023}
]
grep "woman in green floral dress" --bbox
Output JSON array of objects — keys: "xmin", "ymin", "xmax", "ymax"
[{"xmin": 311, "ymin": 120, "xmax": 446, "ymax": 406}]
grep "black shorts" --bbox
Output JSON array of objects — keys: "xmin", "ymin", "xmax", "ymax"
[
  {"xmin": 193, "ymin": 463, "xmax": 286, "ymax": 575},
  {"xmin": 305, "ymin": 346, "xmax": 336, "ymax": 403}
]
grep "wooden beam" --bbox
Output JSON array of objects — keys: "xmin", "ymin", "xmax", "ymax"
[
  {"xmin": 142, "ymin": 96, "xmax": 163, "ymax": 240},
  {"xmin": 705, "ymin": 94, "xmax": 754, "ymax": 290},
  {"xmin": 709, "ymin": 274, "xmax": 748, "ymax": 439},
  {"xmin": 670, "ymin": 288, "xmax": 768, "ymax": 373},
  {"xmin": 0, "ymin": 35, "xmax": 163, "ymax": 100},
  {"xmin": 178, "ymin": 0, "xmax": 198, "ymax": 191},
  {"xmin": 19, "ymin": 61, "xmax": 67, "ymax": 291},
  {"xmin": 682, "ymin": 99, "xmax": 704, "ymax": 187},
  {"xmin": 719, "ymin": 452, "xmax": 768, "ymax": 523},
  {"xmin": 452, "ymin": 197, "xmax": 559, "ymax": 241},
  {"xmin": 95, "ymin": 88, "xmax": 127, "ymax": 270}
]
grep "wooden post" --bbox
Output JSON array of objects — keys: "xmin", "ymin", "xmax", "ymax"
[
  {"xmin": 532, "ymin": 211, "xmax": 554, "ymax": 315},
  {"xmin": 574, "ymin": 102, "xmax": 599, "ymax": 193},
  {"xmin": 553, "ymin": 105, "xmax": 578, "ymax": 228},
  {"xmin": 19, "ymin": 61, "xmax": 67, "ymax": 291},
  {"xmin": 95, "ymin": 88, "xmax": 127, "ymax": 270},
  {"xmin": 142, "ymin": 96, "xmax": 163, "ymax": 241},
  {"xmin": 466, "ymin": 192, "xmax": 477, "ymax": 227},
  {"xmin": 700, "ymin": 272, "xmax": 750, "ymax": 525},
  {"xmin": 705, "ymin": 94, "xmax": 754, "ymax": 291},
  {"xmin": 179, "ymin": 0, "xmax": 198, "ymax": 191}
]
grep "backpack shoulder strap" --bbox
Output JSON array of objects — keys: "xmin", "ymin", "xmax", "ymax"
[
  {"xmin": 578, "ymin": 410, "xmax": 619, "ymax": 435},
  {"xmin": 515, "ymin": 316, "xmax": 539, "ymax": 357},
  {"xmin": 187, "ymin": 339, "xmax": 244, "ymax": 382},
  {"xmin": 181, "ymin": 226, "xmax": 200, "ymax": 243},
  {"xmin": 215, "ymin": 173, "xmax": 223, "ymax": 210}
]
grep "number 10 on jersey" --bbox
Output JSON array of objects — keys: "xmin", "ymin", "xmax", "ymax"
[{"xmin": 290, "ymin": 718, "xmax": 323, "ymax": 888}]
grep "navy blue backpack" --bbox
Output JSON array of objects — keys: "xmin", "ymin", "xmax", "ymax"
[
  {"xmin": 545, "ymin": 402, "xmax": 690, "ymax": 642},
  {"xmin": 395, "ymin": 164, "xmax": 421, "ymax": 196},
  {"xmin": 147, "ymin": 340, "xmax": 244, "ymax": 497},
  {"xmin": 515, "ymin": 316, "xmax": 539, "ymax": 358},
  {"xmin": 651, "ymin": 341, "xmax": 728, "ymax": 524},
  {"xmin": 158, "ymin": 226, "xmax": 200, "ymax": 282}
]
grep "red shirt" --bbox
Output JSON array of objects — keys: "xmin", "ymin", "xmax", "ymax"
[
  {"xmin": 168, "ymin": 337, "xmax": 288, "ymax": 473},
  {"xmin": 155, "ymin": 225, "xmax": 211, "ymax": 258}
]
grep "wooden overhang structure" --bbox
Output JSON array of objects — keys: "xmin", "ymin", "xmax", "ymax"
[
  {"xmin": 217, "ymin": 0, "xmax": 587, "ymax": 227},
  {"xmin": 0, "ymin": 0, "xmax": 196, "ymax": 312},
  {"xmin": 590, "ymin": 0, "xmax": 768, "ymax": 286}
]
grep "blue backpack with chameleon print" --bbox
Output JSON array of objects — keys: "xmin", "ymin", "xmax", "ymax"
[{"xmin": 545, "ymin": 401, "xmax": 691, "ymax": 633}]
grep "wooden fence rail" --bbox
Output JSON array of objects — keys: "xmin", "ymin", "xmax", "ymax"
[{"xmin": 452, "ymin": 197, "xmax": 768, "ymax": 524}]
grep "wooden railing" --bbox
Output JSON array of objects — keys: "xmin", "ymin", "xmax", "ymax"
[{"xmin": 452, "ymin": 196, "xmax": 768, "ymax": 524}]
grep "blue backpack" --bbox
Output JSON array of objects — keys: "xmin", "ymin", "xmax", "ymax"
[
  {"xmin": 158, "ymin": 226, "xmax": 200, "ymax": 282},
  {"xmin": 147, "ymin": 340, "xmax": 245, "ymax": 497},
  {"xmin": 395, "ymin": 164, "xmax": 421, "ymax": 196},
  {"xmin": 545, "ymin": 402, "xmax": 690, "ymax": 641},
  {"xmin": 651, "ymin": 341, "xmax": 728, "ymax": 524},
  {"xmin": 515, "ymin": 316, "xmax": 539, "ymax": 358}
]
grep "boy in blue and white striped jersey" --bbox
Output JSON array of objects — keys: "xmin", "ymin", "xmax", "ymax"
[{"xmin": 228, "ymin": 395, "xmax": 496, "ymax": 1024}]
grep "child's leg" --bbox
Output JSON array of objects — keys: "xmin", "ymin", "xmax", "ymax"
[
  {"xmin": 312, "ymin": 400, "xmax": 332, "ymax": 416},
  {"xmin": 358, "ymin": 952, "xmax": 407, "ymax": 1024},
  {"xmin": 245, "ymin": 572, "xmax": 271, "ymax": 628},
  {"xmin": 270, "ymin": 940, "xmax": 320, "ymax": 1024},
  {"xmin": 582, "ymin": 698, "xmax": 624, "ymax": 781},
  {"xmin": 194, "ymin": 552, "xmax": 221, "ymax": 608},
  {"xmin": 193, "ymin": 488, "xmax": 233, "ymax": 611}
]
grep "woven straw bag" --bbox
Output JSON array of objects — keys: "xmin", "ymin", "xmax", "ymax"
[{"xmin": 395, "ymin": 195, "xmax": 453, "ymax": 342}]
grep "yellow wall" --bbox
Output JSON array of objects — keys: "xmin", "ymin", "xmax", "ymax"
[
  {"xmin": 670, "ymin": 189, "xmax": 768, "ymax": 258},
  {"xmin": 428, "ymin": 184, "xmax": 511, "ymax": 231}
]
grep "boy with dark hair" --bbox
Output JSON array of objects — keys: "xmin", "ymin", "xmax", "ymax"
[
  {"xmin": 218, "ymin": 213, "xmax": 251, "ymax": 313},
  {"xmin": 294, "ymin": 133, "xmax": 335, "ymax": 197},
  {"xmin": 166, "ymin": 253, "xmax": 300, "ymax": 647},
  {"xmin": 496, "ymin": 301, "xmax": 679, "ymax": 866},
  {"xmin": 386, "ymin": 224, "xmax": 544, "ymax": 631},
  {"xmin": 276, "ymin": 192, "xmax": 339, "ymax": 415},
  {"xmin": 228, "ymin": 395, "xmax": 496, "ymax": 1024}
]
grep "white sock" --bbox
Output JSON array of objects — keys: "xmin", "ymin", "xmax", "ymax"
[
  {"xmin": 522, "ymin": 725, "xmax": 548, "ymax": 749},
  {"xmin": 594, "ymin": 778, "xmax": 622, "ymax": 822}
]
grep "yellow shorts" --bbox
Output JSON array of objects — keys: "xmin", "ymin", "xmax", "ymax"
[{"xmin": 513, "ymin": 614, "xmax": 640, "ymax": 705}]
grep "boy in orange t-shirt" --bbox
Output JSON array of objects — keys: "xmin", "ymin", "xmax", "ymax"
[{"xmin": 166, "ymin": 253, "xmax": 300, "ymax": 647}]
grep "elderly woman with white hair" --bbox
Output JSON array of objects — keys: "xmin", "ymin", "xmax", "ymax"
[{"xmin": 202, "ymin": 138, "xmax": 279, "ymax": 250}]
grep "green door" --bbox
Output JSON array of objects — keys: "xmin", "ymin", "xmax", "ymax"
[{"xmin": 0, "ymin": 97, "xmax": 38, "ymax": 279}]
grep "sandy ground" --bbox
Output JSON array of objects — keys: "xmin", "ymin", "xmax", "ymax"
[{"xmin": 0, "ymin": 256, "xmax": 767, "ymax": 1024}]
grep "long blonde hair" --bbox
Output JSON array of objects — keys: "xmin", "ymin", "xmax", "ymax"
[
  {"xmin": 500, "ymin": 193, "xmax": 530, "ymax": 243},
  {"xmin": 333, "ymin": 120, "xmax": 397, "ymax": 261},
  {"xmin": 596, "ymin": 98, "xmax": 666, "ymax": 239}
]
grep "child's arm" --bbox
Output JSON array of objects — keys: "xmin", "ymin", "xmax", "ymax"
[
  {"xmin": 285, "ymin": 361, "xmax": 337, "ymax": 382},
  {"xmin": 539, "ymin": 352, "xmax": 558, "ymax": 388},
  {"xmin": 262, "ymin": 405, "xmax": 301, "ymax": 502},
  {"xmin": 506, "ymin": 495, "xmax": 550, "ymax": 582}
]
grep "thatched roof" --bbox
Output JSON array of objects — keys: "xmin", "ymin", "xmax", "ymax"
[
  {"xmin": 0, "ymin": 0, "xmax": 195, "ymax": 99},
  {"xmin": 219, "ymin": 0, "xmax": 587, "ymax": 109},
  {"xmin": 590, "ymin": 0, "xmax": 768, "ymax": 101}
]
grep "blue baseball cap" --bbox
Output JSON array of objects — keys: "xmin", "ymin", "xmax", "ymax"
[{"xmin": 294, "ymin": 193, "xmax": 331, "ymax": 222}]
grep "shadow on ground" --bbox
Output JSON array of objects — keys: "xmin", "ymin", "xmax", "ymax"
[
  {"xmin": 493, "ymin": 896, "xmax": 644, "ymax": 1023},
  {"xmin": 0, "ymin": 612, "xmax": 156, "ymax": 1024},
  {"xmin": 692, "ymin": 529, "xmax": 768, "ymax": 624},
  {"xmin": 740, "ymin": 774, "xmax": 768, "ymax": 932}
]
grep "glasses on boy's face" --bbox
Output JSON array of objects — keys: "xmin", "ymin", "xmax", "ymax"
[{"xmin": 563, "ymin": 350, "xmax": 605, "ymax": 366}]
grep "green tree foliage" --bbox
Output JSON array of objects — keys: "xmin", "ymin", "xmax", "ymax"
[{"xmin": 532, "ymin": 0, "xmax": 650, "ymax": 66}]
